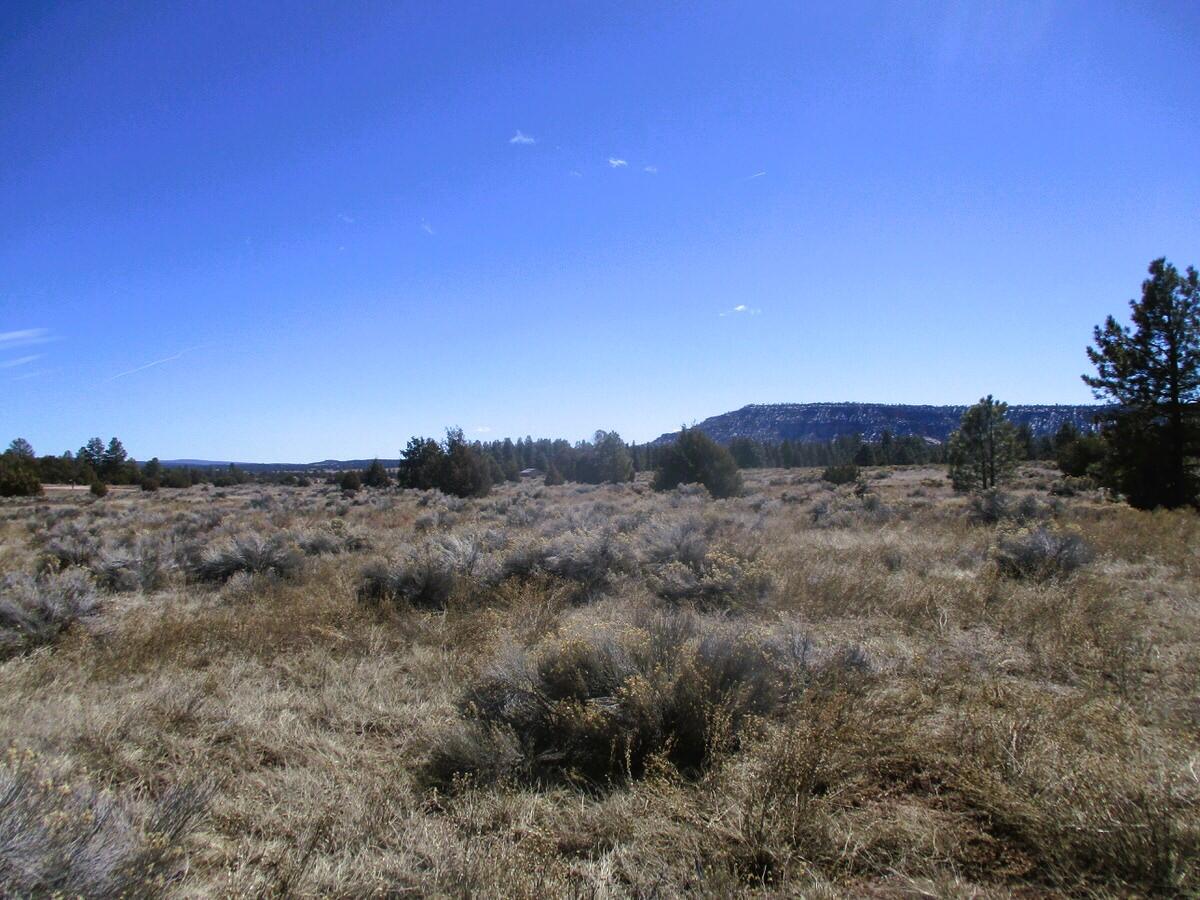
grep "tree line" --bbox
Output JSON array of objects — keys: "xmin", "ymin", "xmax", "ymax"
[{"xmin": 4, "ymin": 257, "xmax": 1196, "ymax": 509}]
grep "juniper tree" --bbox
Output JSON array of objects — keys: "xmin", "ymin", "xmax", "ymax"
[
  {"xmin": 652, "ymin": 426, "xmax": 743, "ymax": 498},
  {"xmin": 947, "ymin": 395, "xmax": 1019, "ymax": 491},
  {"xmin": 363, "ymin": 457, "xmax": 390, "ymax": 488},
  {"xmin": 1083, "ymin": 257, "xmax": 1200, "ymax": 509}
]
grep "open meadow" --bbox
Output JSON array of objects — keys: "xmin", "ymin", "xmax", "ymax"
[{"xmin": 1, "ymin": 466, "xmax": 1197, "ymax": 897}]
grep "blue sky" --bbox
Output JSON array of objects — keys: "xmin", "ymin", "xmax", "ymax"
[{"xmin": 2, "ymin": 1, "xmax": 1198, "ymax": 462}]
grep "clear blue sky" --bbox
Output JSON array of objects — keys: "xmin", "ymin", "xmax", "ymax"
[{"xmin": 2, "ymin": 2, "xmax": 1198, "ymax": 462}]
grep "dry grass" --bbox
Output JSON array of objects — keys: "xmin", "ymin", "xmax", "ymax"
[{"xmin": 0, "ymin": 464, "xmax": 1196, "ymax": 896}]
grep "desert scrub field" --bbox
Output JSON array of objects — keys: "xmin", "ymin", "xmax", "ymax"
[{"xmin": 0, "ymin": 465, "xmax": 1197, "ymax": 897}]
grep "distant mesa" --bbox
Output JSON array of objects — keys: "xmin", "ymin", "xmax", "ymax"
[{"xmin": 653, "ymin": 402, "xmax": 1105, "ymax": 445}]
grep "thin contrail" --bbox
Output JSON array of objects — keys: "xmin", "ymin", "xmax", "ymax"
[
  {"xmin": 104, "ymin": 352, "xmax": 185, "ymax": 382},
  {"xmin": 103, "ymin": 342, "xmax": 216, "ymax": 383}
]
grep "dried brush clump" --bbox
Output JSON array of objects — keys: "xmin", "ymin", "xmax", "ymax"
[
  {"xmin": 0, "ymin": 570, "xmax": 98, "ymax": 660},
  {"xmin": 809, "ymin": 491, "xmax": 893, "ymax": 528},
  {"xmin": 425, "ymin": 607, "xmax": 825, "ymax": 788},
  {"xmin": 0, "ymin": 753, "xmax": 208, "ymax": 899},
  {"xmin": 92, "ymin": 535, "xmax": 174, "ymax": 593},
  {"xmin": 357, "ymin": 531, "xmax": 511, "ymax": 608},
  {"xmin": 967, "ymin": 488, "xmax": 1051, "ymax": 525},
  {"xmin": 358, "ymin": 546, "xmax": 459, "ymax": 609},
  {"xmin": 294, "ymin": 520, "xmax": 373, "ymax": 556},
  {"xmin": 992, "ymin": 526, "xmax": 1094, "ymax": 581},
  {"xmin": 638, "ymin": 517, "xmax": 772, "ymax": 606},
  {"xmin": 193, "ymin": 532, "xmax": 304, "ymax": 582},
  {"xmin": 39, "ymin": 522, "xmax": 101, "ymax": 571},
  {"xmin": 500, "ymin": 528, "xmax": 636, "ymax": 594}
]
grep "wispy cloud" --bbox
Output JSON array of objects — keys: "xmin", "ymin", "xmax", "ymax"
[
  {"xmin": 474, "ymin": 425, "xmax": 492, "ymax": 434},
  {"xmin": 569, "ymin": 169, "xmax": 582, "ymax": 177},
  {"xmin": 0, "ymin": 354, "xmax": 40, "ymax": 368},
  {"xmin": 0, "ymin": 328, "xmax": 50, "ymax": 349},
  {"xmin": 509, "ymin": 130, "xmax": 536, "ymax": 145},
  {"xmin": 421, "ymin": 219, "xmax": 435, "ymax": 235},
  {"xmin": 608, "ymin": 157, "xmax": 628, "ymax": 168},
  {"xmin": 744, "ymin": 171, "xmax": 767, "ymax": 180},
  {"xmin": 338, "ymin": 213, "xmax": 356, "ymax": 224},
  {"xmin": 719, "ymin": 303, "xmax": 762, "ymax": 317},
  {"xmin": 643, "ymin": 165, "xmax": 658, "ymax": 174}
]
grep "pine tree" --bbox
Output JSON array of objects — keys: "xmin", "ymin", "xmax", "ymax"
[
  {"xmin": 79, "ymin": 437, "xmax": 105, "ymax": 471},
  {"xmin": 1083, "ymin": 257, "xmax": 1200, "ymax": 509},
  {"xmin": 101, "ymin": 437, "xmax": 128, "ymax": 482},
  {"xmin": 947, "ymin": 396, "xmax": 1019, "ymax": 491}
]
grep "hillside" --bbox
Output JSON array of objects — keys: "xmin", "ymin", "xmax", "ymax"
[{"xmin": 654, "ymin": 402, "xmax": 1104, "ymax": 445}]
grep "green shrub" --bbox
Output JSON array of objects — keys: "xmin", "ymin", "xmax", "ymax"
[
  {"xmin": 89, "ymin": 480, "xmax": 108, "ymax": 498},
  {"xmin": 820, "ymin": 463, "xmax": 859, "ymax": 485}
]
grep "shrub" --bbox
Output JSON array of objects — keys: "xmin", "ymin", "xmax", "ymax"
[
  {"xmin": 820, "ymin": 463, "xmax": 859, "ymax": 485},
  {"xmin": 1049, "ymin": 475, "xmax": 1098, "ymax": 497},
  {"xmin": 339, "ymin": 470, "xmax": 362, "ymax": 493},
  {"xmin": 637, "ymin": 517, "xmax": 771, "ymax": 607},
  {"xmin": 637, "ymin": 516, "xmax": 711, "ymax": 571},
  {"xmin": 41, "ymin": 524, "xmax": 100, "ymax": 570},
  {"xmin": 501, "ymin": 529, "xmax": 635, "ymax": 593},
  {"xmin": 543, "ymin": 462, "xmax": 565, "ymax": 486},
  {"xmin": 652, "ymin": 427, "xmax": 743, "ymax": 499},
  {"xmin": 93, "ymin": 537, "xmax": 172, "ymax": 593},
  {"xmin": 140, "ymin": 477, "xmax": 160, "ymax": 492},
  {"xmin": 645, "ymin": 551, "xmax": 773, "ymax": 607},
  {"xmin": 295, "ymin": 522, "xmax": 372, "ymax": 556},
  {"xmin": 426, "ymin": 608, "xmax": 815, "ymax": 788},
  {"xmin": 357, "ymin": 545, "xmax": 460, "ymax": 609},
  {"xmin": 967, "ymin": 489, "xmax": 1047, "ymax": 525},
  {"xmin": 194, "ymin": 533, "xmax": 303, "ymax": 582},
  {"xmin": 89, "ymin": 480, "xmax": 108, "ymax": 498},
  {"xmin": 0, "ymin": 756, "xmax": 207, "ymax": 898},
  {"xmin": 993, "ymin": 526, "xmax": 1094, "ymax": 581},
  {"xmin": 0, "ymin": 570, "xmax": 99, "ymax": 659}
]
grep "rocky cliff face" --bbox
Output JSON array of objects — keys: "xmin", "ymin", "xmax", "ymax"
[{"xmin": 654, "ymin": 403, "xmax": 1104, "ymax": 445}]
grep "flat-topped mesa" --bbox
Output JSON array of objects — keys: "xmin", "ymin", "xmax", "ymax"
[{"xmin": 653, "ymin": 402, "xmax": 1104, "ymax": 445}]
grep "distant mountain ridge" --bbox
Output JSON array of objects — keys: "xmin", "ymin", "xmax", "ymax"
[{"xmin": 653, "ymin": 402, "xmax": 1105, "ymax": 445}]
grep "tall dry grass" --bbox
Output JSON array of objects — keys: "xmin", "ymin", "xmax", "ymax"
[{"xmin": 0, "ymin": 465, "xmax": 1195, "ymax": 896}]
